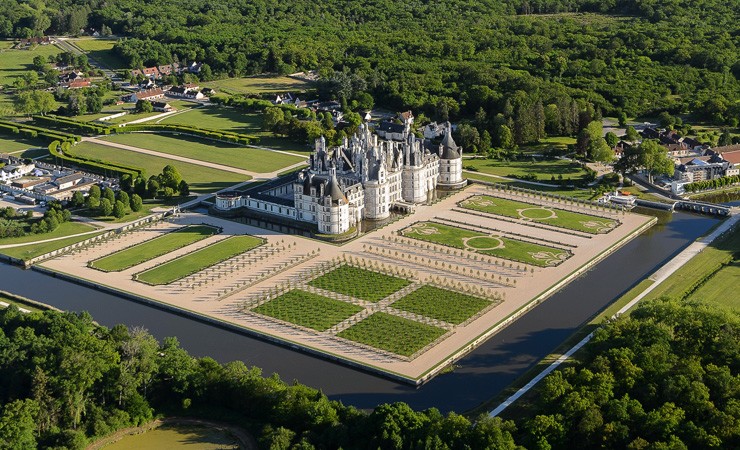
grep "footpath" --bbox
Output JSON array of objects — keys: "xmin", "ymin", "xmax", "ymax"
[{"xmin": 489, "ymin": 211, "xmax": 740, "ymax": 417}]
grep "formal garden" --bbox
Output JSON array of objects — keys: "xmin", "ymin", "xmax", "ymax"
[
  {"xmin": 135, "ymin": 234, "xmax": 264, "ymax": 285},
  {"xmin": 89, "ymin": 224, "xmax": 219, "ymax": 271},
  {"xmin": 401, "ymin": 221, "xmax": 571, "ymax": 267},
  {"xmin": 337, "ymin": 312, "xmax": 447, "ymax": 358},
  {"xmin": 459, "ymin": 195, "xmax": 618, "ymax": 234},
  {"xmin": 308, "ymin": 264, "xmax": 411, "ymax": 302},
  {"xmin": 390, "ymin": 285, "xmax": 495, "ymax": 325},
  {"xmin": 252, "ymin": 289, "xmax": 363, "ymax": 332}
]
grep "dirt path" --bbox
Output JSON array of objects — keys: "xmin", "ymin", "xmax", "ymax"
[{"xmin": 86, "ymin": 417, "xmax": 257, "ymax": 450}]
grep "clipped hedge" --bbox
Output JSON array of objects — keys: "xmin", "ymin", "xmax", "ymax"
[
  {"xmin": 33, "ymin": 115, "xmax": 111, "ymax": 136},
  {"xmin": 0, "ymin": 120, "xmax": 79, "ymax": 142},
  {"xmin": 0, "ymin": 123, "xmax": 20, "ymax": 134},
  {"xmin": 47, "ymin": 140, "xmax": 143, "ymax": 179}
]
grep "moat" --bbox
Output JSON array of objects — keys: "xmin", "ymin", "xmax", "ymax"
[{"xmin": 0, "ymin": 209, "xmax": 719, "ymax": 412}]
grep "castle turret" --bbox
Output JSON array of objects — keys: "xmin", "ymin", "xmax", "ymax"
[{"xmin": 437, "ymin": 132, "xmax": 466, "ymax": 188}]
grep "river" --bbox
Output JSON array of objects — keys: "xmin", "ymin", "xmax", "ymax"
[{"xmin": 0, "ymin": 210, "xmax": 719, "ymax": 413}]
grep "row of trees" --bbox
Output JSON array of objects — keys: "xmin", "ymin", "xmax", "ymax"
[
  {"xmin": 0, "ymin": 297, "xmax": 736, "ymax": 449},
  {"xmin": 0, "ymin": 202, "xmax": 72, "ymax": 238},
  {"xmin": 683, "ymin": 174, "xmax": 740, "ymax": 193},
  {"xmin": 69, "ymin": 185, "xmax": 143, "ymax": 219}
]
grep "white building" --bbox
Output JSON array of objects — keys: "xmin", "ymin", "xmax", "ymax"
[{"xmin": 215, "ymin": 119, "xmax": 465, "ymax": 234}]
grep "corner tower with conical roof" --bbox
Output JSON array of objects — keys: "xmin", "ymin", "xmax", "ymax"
[{"xmin": 437, "ymin": 131, "xmax": 466, "ymax": 189}]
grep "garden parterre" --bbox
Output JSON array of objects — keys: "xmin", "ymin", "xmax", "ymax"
[
  {"xmin": 459, "ymin": 194, "xmax": 618, "ymax": 234},
  {"xmin": 390, "ymin": 285, "xmax": 494, "ymax": 325},
  {"xmin": 401, "ymin": 221, "xmax": 571, "ymax": 267},
  {"xmin": 252, "ymin": 290, "xmax": 363, "ymax": 332},
  {"xmin": 308, "ymin": 264, "xmax": 411, "ymax": 302}
]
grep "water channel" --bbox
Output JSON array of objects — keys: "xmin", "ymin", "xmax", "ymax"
[{"xmin": 0, "ymin": 210, "xmax": 720, "ymax": 413}]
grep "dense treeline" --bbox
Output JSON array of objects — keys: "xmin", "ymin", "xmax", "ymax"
[
  {"xmin": 0, "ymin": 298, "xmax": 737, "ymax": 449},
  {"xmin": 1, "ymin": 1, "xmax": 738, "ymax": 127}
]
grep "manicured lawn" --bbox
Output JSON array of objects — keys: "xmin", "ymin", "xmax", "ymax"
[
  {"xmin": 135, "ymin": 234, "xmax": 264, "ymax": 285},
  {"xmin": 102, "ymin": 133, "xmax": 306, "ymax": 173},
  {"xmin": 203, "ymin": 75, "xmax": 310, "ymax": 95},
  {"xmin": 308, "ymin": 265, "xmax": 411, "ymax": 302},
  {"xmin": 0, "ymin": 135, "xmax": 48, "ymax": 154},
  {"xmin": 0, "ymin": 231, "xmax": 106, "ymax": 261},
  {"xmin": 160, "ymin": 107, "xmax": 311, "ymax": 153},
  {"xmin": 0, "ymin": 221, "xmax": 97, "ymax": 246},
  {"xmin": 252, "ymin": 289, "xmax": 363, "ymax": 332},
  {"xmin": 69, "ymin": 38, "xmax": 126, "ymax": 69},
  {"xmin": 69, "ymin": 141, "xmax": 247, "ymax": 192},
  {"xmin": 686, "ymin": 262, "xmax": 740, "ymax": 311},
  {"xmin": 391, "ymin": 285, "xmax": 492, "ymax": 324},
  {"xmin": 644, "ymin": 226, "xmax": 740, "ymax": 304},
  {"xmin": 337, "ymin": 312, "xmax": 447, "ymax": 357},
  {"xmin": 402, "ymin": 221, "xmax": 571, "ymax": 267},
  {"xmin": 90, "ymin": 225, "xmax": 219, "ymax": 272},
  {"xmin": 103, "ymin": 424, "xmax": 239, "ymax": 450},
  {"xmin": 463, "ymin": 157, "xmax": 586, "ymax": 181},
  {"xmin": 460, "ymin": 194, "xmax": 618, "ymax": 234},
  {"xmin": 0, "ymin": 44, "xmax": 61, "ymax": 85}
]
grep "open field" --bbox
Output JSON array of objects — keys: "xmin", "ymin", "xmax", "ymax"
[
  {"xmin": 203, "ymin": 75, "xmax": 311, "ymax": 95},
  {"xmin": 103, "ymin": 424, "xmax": 239, "ymax": 450},
  {"xmin": 136, "ymin": 234, "xmax": 264, "ymax": 285},
  {"xmin": 37, "ymin": 184, "xmax": 652, "ymax": 383},
  {"xmin": 68, "ymin": 141, "xmax": 247, "ymax": 192},
  {"xmin": 68, "ymin": 38, "xmax": 126, "ymax": 69},
  {"xmin": 102, "ymin": 133, "xmax": 305, "ymax": 173},
  {"xmin": 160, "ymin": 107, "xmax": 311, "ymax": 153},
  {"xmin": 90, "ymin": 225, "xmax": 219, "ymax": 271},
  {"xmin": 460, "ymin": 194, "xmax": 618, "ymax": 234},
  {"xmin": 402, "ymin": 221, "xmax": 571, "ymax": 267},
  {"xmin": 463, "ymin": 157, "xmax": 587, "ymax": 181},
  {"xmin": 0, "ymin": 221, "xmax": 97, "ymax": 246},
  {"xmin": 0, "ymin": 230, "xmax": 106, "ymax": 260},
  {"xmin": 391, "ymin": 286, "xmax": 493, "ymax": 325},
  {"xmin": 338, "ymin": 312, "xmax": 447, "ymax": 357},
  {"xmin": 308, "ymin": 265, "xmax": 411, "ymax": 302},
  {"xmin": 253, "ymin": 289, "xmax": 363, "ymax": 331},
  {"xmin": 0, "ymin": 43, "xmax": 61, "ymax": 86}
]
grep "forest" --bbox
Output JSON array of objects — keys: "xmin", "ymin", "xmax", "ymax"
[
  {"xmin": 0, "ymin": 298, "xmax": 737, "ymax": 449},
  {"xmin": 1, "ymin": 0, "xmax": 739, "ymax": 129}
]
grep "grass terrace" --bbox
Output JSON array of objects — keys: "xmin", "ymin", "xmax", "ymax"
[
  {"xmin": 0, "ymin": 135, "xmax": 48, "ymax": 154},
  {"xmin": 308, "ymin": 264, "xmax": 411, "ymax": 302},
  {"xmin": 463, "ymin": 157, "xmax": 586, "ymax": 181},
  {"xmin": 0, "ymin": 222, "xmax": 98, "ymax": 247},
  {"xmin": 89, "ymin": 225, "xmax": 219, "ymax": 272},
  {"xmin": 159, "ymin": 107, "xmax": 311, "ymax": 153},
  {"xmin": 68, "ymin": 141, "xmax": 247, "ymax": 192},
  {"xmin": 402, "ymin": 221, "xmax": 571, "ymax": 267},
  {"xmin": 337, "ymin": 312, "xmax": 446, "ymax": 358},
  {"xmin": 391, "ymin": 285, "xmax": 493, "ymax": 325},
  {"xmin": 252, "ymin": 289, "xmax": 363, "ymax": 332},
  {"xmin": 101, "ymin": 133, "xmax": 305, "ymax": 173},
  {"xmin": 687, "ymin": 262, "xmax": 740, "ymax": 310},
  {"xmin": 0, "ymin": 230, "xmax": 107, "ymax": 261},
  {"xmin": 203, "ymin": 75, "xmax": 311, "ymax": 95},
  {"xmin": 135, "ymin": 234, "xmax": 264, "ymax": 285},
  {"xmin": 460, "ymin": 195, "xmax": 618, "ymax": 234}
]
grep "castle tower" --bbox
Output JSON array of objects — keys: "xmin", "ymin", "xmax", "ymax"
[{"xmin": 437, "ymin": 132, "xmax": 466, "ymax": 188}]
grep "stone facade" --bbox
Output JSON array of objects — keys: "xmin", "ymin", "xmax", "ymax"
[{"xmin": 216, "ymin": 120, "xmax": 465, "ymax": 234}]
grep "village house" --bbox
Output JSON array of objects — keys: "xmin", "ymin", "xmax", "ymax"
[
  {"xmin": 151, "ymin": 101, "xmax": 175, "ymax": 112},
  {"xmin": 124, "ymin": 87, "xmax": 165, "ymax": 103}
]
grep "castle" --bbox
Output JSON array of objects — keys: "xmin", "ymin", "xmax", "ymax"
[{"xmin": 215, "ymin": 116, "xmax": 465, "ymax": 234}]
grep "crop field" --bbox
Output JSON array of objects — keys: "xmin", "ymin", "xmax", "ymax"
[
  {"xmin": 135, "ymin": 234, "xmax": 264, "ymax": 285},
  {"xmin": 203, "ymin": 75, "xmax": 311, "ymax": 95},
  {"xmin": 463, "ymin": 157, "xmax": 586, "ymax": 181},
  {"xmin": 102, "ymin": 133, "xmax": 305, "ymax": 173},
  {"xmin": 308, "ymin": 265, "xmax": 411, "ymax": 302},
  {"xmin": 0, "ymin": 43, "xmax": 61, "ymax": 86},
  {"xmin": 460, "ymin": 195, "xmax": 618, "ymax": 234},
  {"xmin": 160, "ymin": 107, "xmax": 311, "ymax": 153},
  {"xmin": 89, "ymin": 225, "xmax": 219, "ymax": 272},
  {"xmin": 69, "ymin": 141, "xmax": 247, "ymax": 192},
  {"xmin": 253, "ymin": 289, "xmax": 363, "ymax": 331},
  {"xmin": 391, "ymin": 286, "xmax": 493, "ymax": 324},
  {"xmin": 402, "ymin": 221, "xmax": 571, "ymax": 267},
  {"xmin": 337, "ymin": 312, "xmax": 447, "ymax": 357}
]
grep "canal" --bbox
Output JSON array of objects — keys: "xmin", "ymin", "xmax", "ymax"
[{"xmin": 0, "ymin": 210, "xmax": 720, "ymax": 413}]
